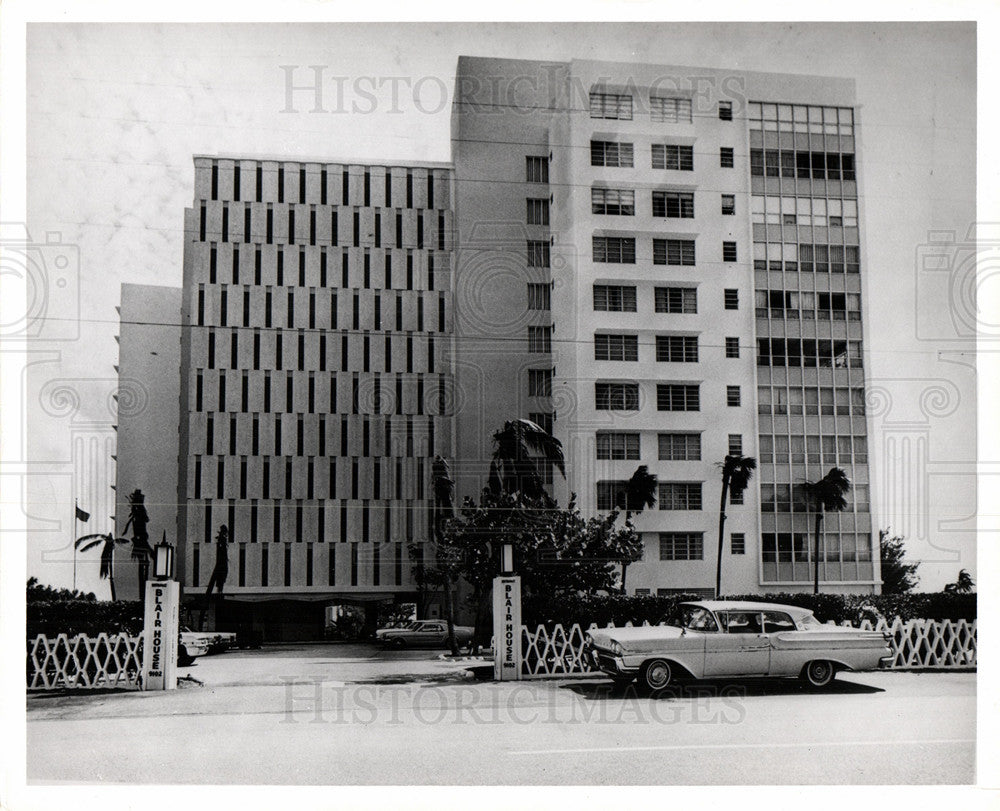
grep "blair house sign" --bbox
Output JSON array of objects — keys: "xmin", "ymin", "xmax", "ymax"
[
  {"xmin": 492, "ymin": 576, "xmax": 522, "ymax": 681},
  {"xmin": 141, "ymin": 579, "xmax": 179, "ymax": 690}
]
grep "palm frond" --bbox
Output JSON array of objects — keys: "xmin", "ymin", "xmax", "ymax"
[{"xmin": 75, "ymin": 533, "xmax": 107, "ymax": 551}]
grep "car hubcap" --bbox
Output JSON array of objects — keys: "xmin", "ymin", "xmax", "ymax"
[
  {"xmin": 810, "ymin": 662, "xmax": 830, "ymax": 682},
  {"xmin": 647, "ymin": 663, "xmax": 670, "ymax": 688}
]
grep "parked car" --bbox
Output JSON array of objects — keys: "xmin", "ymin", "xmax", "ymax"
[
  {"xmin": 375, "ymin": 620, "xmax": 475, "ymax": 649},
  {"xmin": 585, "ymin": 600, "xmax": 893, "ymax": 691},
  {"xmin": 178, "ymin": 632, "xmax": 210, "ymax": 666},
  {"xmin": 180, "ymin": 626, "xmax": 236, "ymax": 655}
]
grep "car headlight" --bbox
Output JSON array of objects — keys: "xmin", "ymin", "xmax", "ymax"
[{"xmin": 610, "ymin": 641, "xmax": 624, "ymax": 657}]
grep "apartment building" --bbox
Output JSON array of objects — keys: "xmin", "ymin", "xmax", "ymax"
[{"xmin": 450, "ymin": 56, "xmax": 879, "ymax": 595}]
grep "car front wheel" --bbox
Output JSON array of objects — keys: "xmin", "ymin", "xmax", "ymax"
[
  {"xmin": 391, "ymin": 637, "xmax": 407, "ymax": 648},
  {"xmin": 640, "ymin": 659, "xmax": 673, "ymax": 691},
  {"xmin": 802, "ymin": 660, "xmax": 836, "ymax": 688}
]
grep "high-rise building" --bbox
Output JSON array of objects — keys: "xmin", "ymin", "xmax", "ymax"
[{"xmin": 450, "ymin": 56, "xmax": 879, "ymax": 595}]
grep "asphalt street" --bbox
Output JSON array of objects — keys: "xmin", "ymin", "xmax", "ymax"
[{"xmin": 26, "ymin": 643, "xmax": 976, "ymax": 785}]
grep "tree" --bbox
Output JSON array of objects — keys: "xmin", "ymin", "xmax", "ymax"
[
  {"xmin": 430, "ymin": 455, "xmax": 460, "ymax": 655},
  {"xmin": 944, "ymin": 569, "xmax": 975, "ymax": 593},
  {"xmin": 878, "ymin": 529, "xmax": 920, "ymax": 594},
  {"xmin": 487, "ymin": 418, "xmax": 566, "ymax": 499},
  {"xmin": 801, "ymin": 468, "xmax": 851, "ymax": 594},
  {"xmin": 74, "ymin": 532, "xmax": 131, "ymax": 601},
  {"xmin": 205, "ymin": 524, "xmax": 231, "ymax": 596},
  {"xmin": 122, "ymin": 489, "xmax": 154, "ymax": 596},
  {"xmin": 715, "ymin": 455, "xmax": 757, "ymax": 597},
  {"xmin": 26, "ymin": 576, "xmax": 96, "ymax": 603},
  {"xmin": 609, "ymin": 465, "xmax": 657, "ymax": 592}
]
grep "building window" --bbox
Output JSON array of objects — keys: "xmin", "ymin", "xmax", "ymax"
[
  {"xmin": 529, "ymin": 411, "xmax": 554, "ymax": 434},
  {"xmin": 657, "ymin": 384, "xmax": 699, "ymax": 411},
  {"xmin": 724, "ymin": 289, "xmax": 739, "ymax": 310},
  {"xmin": 527, "ymin": 240, "xmax": 550, "ymax": 268},
  {"xmin": 762, "ymin": 532, "xmax": 809, "ymax": 563},
  {"xmin": 652, "ymin": 191, "xmax": 694, "ymax": 219},
  {"xmin": 718, "ymin": 100, "xmax": 733, "ymax": 121},
  {"xmin": 527, "ymin": 198, "xmax": 550, "ymax": 225},
  {"xmin": 653, "ymin": 238, "xmax": 695, "ymax": 266},
  {"xmin": 635, "ymin": 588, "xmax": 651, "ymax": 596},
  {"xmin": 655, "ymin": 335, "xmax": 698, "ymax": 363},
  {"xmin": 725, "ymin": 337, "xmax": 740, "ymax": 358},
  {"xmin": 659, "ymin": 482, "xmax": 702, "ymax": 510},
  {"xmin": 655, "ymin": 286, "xmax": 697, "ymax": 314},
  {"xmin": 651, "ymin": 144, "xmax": 694, "ymax": 171},
  {"xmin": 527, "ymin": 282, "xmax": 551, "ymax": 310},
  {"xmin": 650, "ymin": 95, "xmax": 692, "ymax": 123},
  {"xmin": 660, "ymin": 532, "xmax": 703, "ymax": 561},
  {"xmin": 731, "ymin": 533, "xmax": 746, "ymax": 555},
  {"xmin": 721, "ymin": 195, "xmax": 736, "ymax": 215},
  {"xmin": 720, "ymin": 147, "xmax": 735, "ymax": 168},
  {"xmin": 593, "ymin": 236, "xmax": 636, "ymax": 264},
  {"xmin": 595, "ymin": 334, "xmax": 639, "ymax": 362},
  {"xmin": 590, "ymin": 92, "xmax": 633, "ymax": 120},
  {"xmin": 723, "ymin": 242, "xmax": 738, "ymax": 262},
  {"xmin": 528, "ymin": 368, "xmax": 553, "ymax": 397},
  {"xmin": 658, "ymin": 432, "xmax": 701, "ymax": 461},
  {"xmin": 728, "ymin": 434, "xmax": 743, "ymax": 456},
  {"xmin": 726, "ymin": 385, "xmax": 742, "ymax": 407},
  {"xmin": 528, "ymin": 325, "xmax": 553, "ymax": 353},
  {"xmin": 593, "ymin": 284, "xmax": 637, "ymax": 312},
  {"xmin": 591, "ymin": 140, "xmax": 634, "ymax": 168},
  {"xmin": 591, "ymin": 188, "xmax": 635, "ymax": 216},
  {"xmin": 595, "ymin": 382, "xmax": 640, "ymax": 411},
  {"xmin": 526, "ymin": 156, "xmax": 549, "ymax": 183},
  {"xmin": 596, "ymin": 480, "xmax": 628, "ymax": 511},
  {"xmin": 596, "ymin": 432, "xmax": 640, "ymax": 460}
]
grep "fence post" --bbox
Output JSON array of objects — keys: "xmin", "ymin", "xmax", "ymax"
[{"xmin": 492, "ymin": 575, "xmax": 522, "ymax": 681}]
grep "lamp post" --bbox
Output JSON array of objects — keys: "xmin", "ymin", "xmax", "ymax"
[{"xmin": 141, "ymin": 531, "xmax": 179, "ymax": 690}]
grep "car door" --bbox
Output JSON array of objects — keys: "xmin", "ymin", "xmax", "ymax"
[
  {"xmin": 703, "ymin": 611, "xmax": 770, "ymax": 676},
  {"xmin": 762, "ymin": 610, "xmax": 800, "ymax": 675},
  {"xmin": 417, "ymin": 622, "xmax": 446, "ymax": 647}
]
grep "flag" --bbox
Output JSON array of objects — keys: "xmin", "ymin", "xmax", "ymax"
[{"xmin": 76, "ymin": 506, "xmax": 91, "ymax": 522}]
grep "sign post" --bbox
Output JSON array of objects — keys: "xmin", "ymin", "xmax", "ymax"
[
  {"xmin": 492, "ymin": 575, "xmax": 522, "ymax": 681},
  {"xmin": 141, "ymin": 579, "xmax": 179, "ymax": 690}
]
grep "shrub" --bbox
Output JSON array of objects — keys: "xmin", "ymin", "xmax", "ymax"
[{"xmin": 26, "ymin": 599, "xmax": 144, "ymax": 639}]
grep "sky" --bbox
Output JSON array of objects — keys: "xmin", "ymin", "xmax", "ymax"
[{"xmin": 18, "ymin": 21, "xmax": 978, "ymax": 595}]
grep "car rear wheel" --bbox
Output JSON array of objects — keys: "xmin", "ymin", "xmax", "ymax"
[
  {"xmin": 391, "ymin": 637, "xmax": 407, "ymax": 648},
  {"xmin": 640, "ymin": 659, "xmax": 673, "ymax": 691},
  {"xmin": 802, "ymin": 660, "xmax": 836, "ymax": 688}
]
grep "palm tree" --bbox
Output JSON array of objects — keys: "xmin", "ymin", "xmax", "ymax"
[
  {"xmin": 431, "ymin": 455, "xmax": 459, "ymax": 655},
  {"xmin": 801, "ymin": 467, "xmax": 851, "ymax": 594},
  {"xmin": 611, "ymin": 465, "xmax": 658, "ymax": 592},
  {"xmin": 74, "ymin": 532, "xmax": 130, "ymax": 601},
  {"xmin": 715, "ymin": 455, "xmax": 757, "ymax": 597},
  {"xmin": 122, "ymin": 489, "xmax": 154, "ymax": 596},
  {"xmin": 487, "ymin": 418, "xmax": 566, "ymax": 499},
  {"xmin": 944, "ymin": 569, "xmax": 975, "ymax": 593}
]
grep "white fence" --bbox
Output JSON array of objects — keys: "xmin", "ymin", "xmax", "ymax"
[
  {"xmin": 27, "ymin": 633, "xmax": 144, "ymax": 690},
  {"xmin": 520, "ymin": 617, "xmax": 977, "ymax": 679}
]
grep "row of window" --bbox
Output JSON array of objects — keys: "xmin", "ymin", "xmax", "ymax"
[
  {"xmin": 207, "ymin": 163, "xmax": 441, "ymax": 209},
  {"xmin": 750, "ymin": 149, "xmax": 856, "ymax": 181},
  {"xmin": 753, "ymin": 242, "xmax": 861, "ymax": 274},
  {"xmin": 759, "ymin": 483, "xmax": 870, "ymax": 513},
  {"xmin": 592, "ymin": 334, "xmax": 742, "ymax": 362},
  {"xmin": 752, "ymin": 196, "xmax": 859, "ymax": 227},
  {"xmin": 596, "ymin": 481, "xmax": 707, "ymax": 512},
  {"xmin": 193, "ymin": 370, "xmax": 449, "ymax": 416},
  {"xmin": 757, "ymin": 385, "xmax": 866, "ymax": 416},
  {"xmin": 759, "ymin": 434, "xmax": 868, "ymax": 465},
  {"xmin": 592, "ymin": 285, "xmax": 738, "ymax": 313},
  {"xmin": 197, "ymin": 204, "xmax": 447, "ymax": 251},
  {"xmin": 761, "ymin": 532, "xmax": 871, "ymax": 564},
  {"xmin": 592, "ymin": 237, "xmax": 737, "ymax": 265},
  {"xmin": 756, "ymin": 338, "xmax": 863, "ymax": 369},
  {"xmin": 589, "ymin": 92, "xmax": 732, "ymax": 122},
  {"xmin": 596, "ymin": 431, "xmax": 744, "ymax": 462},
  {"xmin": 755, "ymin": 289, "xmax": 862, "ymax": 320},
  {"xmin": 591, "ymin": 188, "xmax": 735, "ymax": 218},
  {"xmin": 593, "ymin": 382, "xmax": 742, "ymax": 411},
  {"xmin": 749, "ymin": 103, "xmax": 854, "ymax": 133},
  {"xmin": 194, "ymin": 331, "xmax": 441, "ymax": 377}
]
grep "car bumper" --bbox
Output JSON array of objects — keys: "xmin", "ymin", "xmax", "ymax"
[
  {"xmin": 588, "ymin": 648, "xmax": 638, "ymax": 677},
  {"xmin": 878, "ymin": 655, "xmax": 895, "ymax": 669}
]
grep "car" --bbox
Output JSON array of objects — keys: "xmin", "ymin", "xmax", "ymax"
[
  {"xmin": 585, "ymin": 600, "xmax": 893, "ymax": 691},
  {"xmin": 178, "ymin": 632, "xmax": 210, "ymax": 666},
  {"xmin": 180, "ymin": 626, "xmax": 236, "ymax": 655},
  {"xmin": 375, "ymin": 620, "xmax": 475, "ymax": 649}
]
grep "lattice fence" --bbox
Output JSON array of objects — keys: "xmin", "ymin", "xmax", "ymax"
[
  {"xmin": 27, "ymin": 633, "xmax": 143, "ymax": 690},
  {"xmin": 519, "ymin": 617, "xmax": 976, "ymax": 679}
]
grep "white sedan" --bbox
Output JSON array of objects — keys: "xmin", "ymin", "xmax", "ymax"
[{"xmin": 586, "ymin": 600, "xmax": 893, "ymax": 691}]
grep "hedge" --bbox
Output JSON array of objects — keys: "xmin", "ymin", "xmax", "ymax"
[
  {"xmin": 26, "ymin": 600, "xmax": 144, "ymax": 639},
  {"xmin": 522, "ymin": 591, "xmax": 976, "ymax": 629}
]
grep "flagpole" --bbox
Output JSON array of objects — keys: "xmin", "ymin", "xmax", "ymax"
[{"xmin": 73, "ymin": 498, "xmax": 77, "ymax": 593}]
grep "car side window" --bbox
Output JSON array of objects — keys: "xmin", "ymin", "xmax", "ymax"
[
  {"xmin": 762, "ymin": 611, "xmax": 796, "ymax": 633},
  {"xmin": 422, "ymin": 623, "xmax": 442, "ymax": 632},
  {"xmin": 721, "ymin": 611, "xmax": 763, "ymax": 634}
]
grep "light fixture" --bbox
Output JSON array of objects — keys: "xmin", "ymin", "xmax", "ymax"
[
  {"xmin": 501, "ymin": 542, "xmax": 514, "ymax": 575},
  {"xmin": 153, "ymin": 532, "xmax": 175, "ymax": 580}
]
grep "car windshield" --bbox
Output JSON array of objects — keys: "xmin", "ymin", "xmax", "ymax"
[
  {"xmin": 797, "ymin": 613, "xmax": 823, "ymax": 629},
  {"xmin": 679, "ymin": 606, "xmax": 720, "ymax": 632}
]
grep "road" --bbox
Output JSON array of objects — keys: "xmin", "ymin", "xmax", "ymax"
[{"xmin": 27, "ymin": 643, "xmax": 975, "ymax": 785}]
